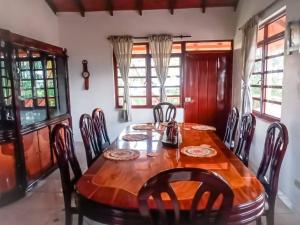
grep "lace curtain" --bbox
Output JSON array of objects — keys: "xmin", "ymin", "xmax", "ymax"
[
  {"xmin": 109, "ymin": 36, "xmax": 133, "ymax": 121},
  {"xmin": 149, "ymin": 35, "xmax": 173, "ymax": 102}
]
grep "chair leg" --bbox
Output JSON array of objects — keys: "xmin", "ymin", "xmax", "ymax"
[
  {"xmin": 78, "ymin": 214, "xmax": 83, "ymax": 225},
  {"xmin": 256, "ymin": 217, "xmax": 262, "ymax": 225},
  {"xmin": 266, "ymin": 210, "xmax": 275, "ymax": 225},
  {"xmin": 65, "ymin": 210, "xmax": 73, "ymax": 225}
]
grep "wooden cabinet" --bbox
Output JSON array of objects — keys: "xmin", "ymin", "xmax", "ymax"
[
  {"xmin": 0, "ymin": 142, "xmax": 16, "ymax": 194},
  {"xmin": 22, "ymin": 126, "xmax": 55, "ymax": 183}
]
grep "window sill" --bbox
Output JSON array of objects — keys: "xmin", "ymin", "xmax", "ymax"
[{"xmin": 252, "ymin": 111, "xmax": 280, "ymax": 123}]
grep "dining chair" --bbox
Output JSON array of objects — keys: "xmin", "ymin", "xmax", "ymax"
[
  {"xmin": 51, "ymin": 123, "xmax": 83, "ymax": 225},
  {"xmin": 223, "ymin": 107, "xmax": 239, "ymax": 150},
  {"xmin": 92, "ymin": 108, "xmax": 110, "ymax": 149},
  {"xmin": 153, "ymin": 102, "xmax": 176, "ymax": 123},
  {"xmin": 235, "ymin": 113, "xmax": 256, "ymax": 167},
  {"xmin": 79, "ymin": 114, "xmax": 103, "ymax": 167},
  {"xmin": 256, "ymin": 122, "xmax": 289, "ymax": 225},
  {"xmin": 138, "ymin": 168, "xmax": 234, "ymax": 225}
]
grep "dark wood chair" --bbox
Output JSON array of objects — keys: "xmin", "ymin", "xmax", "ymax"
[
  {"xmin": 79, "ymin": 114, "xmax": 103, "ymax": 167},
  {"xmin": 138, "ymin": 168, "xmax": 234, "ymax": 225},
  {"xmin": 256, "ymin": 122, "xmax": 289, "ymax": 225},
  {"xmin": 223, "ymin": 107, "xmax": 239, "ymax": 150},
  {"xmin": 92, "ymin": 108, "xmax": 110, "ymax": 149},
  {"xmin": 235, "ymin": 113, "xmax": 256, "ymax": 167},
  {"xmin": 153, "ymin": 102, "xmax": 176, "ymax": 123},
  {"xmin": 51, "ymin": 123, "xmax": 83, "ymax": 225}
]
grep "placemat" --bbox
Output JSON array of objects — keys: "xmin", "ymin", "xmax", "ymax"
[
  {"xmin": 103, "ymin": 149, "xmax": 140, "ymax": 161},
  {"xmin": 132, "ymin": 124, "xmax": 154, "ymax": 130},
  {"xmin": 191, "ymin": 125, "xmax": 216, "ymax": 131},
  {"xmin": 181, "ymin": 145, "xmax": 217, "ymax": 158},
  {"xmin": 122, "ymin": 134, "xmax": 149, "ymax": 141}
]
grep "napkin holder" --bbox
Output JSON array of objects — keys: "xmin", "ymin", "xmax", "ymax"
[{"xmin": 162, "ymin": 120, "xmax": 179, "ymax": 148}]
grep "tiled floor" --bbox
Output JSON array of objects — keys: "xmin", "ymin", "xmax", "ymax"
[{"xmin": 0, "ymin": 142, "xmax": 299, "ymax": 225}]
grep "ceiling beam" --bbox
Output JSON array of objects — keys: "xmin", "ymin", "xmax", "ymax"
[
  {"xmin": 136, "ymin": 0, "xmax": 143, "ymax": 16},
  {"xmin": 107, "ymin": 0, "xmax": 114, "ymax": 16},
  {"xmin": 234, "ymin": 0, "xmax": 240, "ymax": 11},
  {"xmin": 201, "ymin": 0, "xmax": 207, "ymax": 13},
  {"xmin": 45, "ymin": 0, "xmax": 57, "ymax": 15},
  {"xmin": 73, "ymin": 0, "xmax": 85, "ymax": 17},
  {"xmin": 169, "ymin": 0, "xmax": 176, "ymax": 15}
]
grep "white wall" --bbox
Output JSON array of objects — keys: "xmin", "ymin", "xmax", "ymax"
[
  {"xmin": 234, "ymin": 0, "xmax": 300, "ymax": 211},
  {"xmin": 57, "ymin": 8, "xmax": 236, "ymax": 141},
  {"xmin": 0, "ymin": 0, "xmax": 59, "ymax": 45}
]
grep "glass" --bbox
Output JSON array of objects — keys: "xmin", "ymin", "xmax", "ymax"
[
  {"xmin": 267, "ymin": 39, "xmax": 284, "ymax": 56},
  {"xmin": 166, "ymin": 96, "xmax": 180, "ymax": 105},
  {"xmin": 118, "ymin": 88, "xmax": 124, "ymax": 96},
  {"xmin": 21, "ymin": 89, "xmax": 33, "ymax": 98},
  {"xmin": 186, "ymin": 41, "xmax": 232, "ymax": 51},
  {"xmin": 169, "ymin": 57, "xmax": 180, "ymax": 66},
  {"xmin": 250, "ymin": 74, "xmax": 262, "ymax": 85},
  {"xmin": 254, "ymin": 61, "xmax": 262, "ymax": 73},
  {"xmin": 33, "ymin": 61, "xmax": 43, "ymax": 70},
  {"xmin": 267, "ymin": 56, "xmax": 284, "ymax": 71},
  {"xmin": 48, "ymin": 98, "xmax": 56, "ymax": 107},
  {"xmin": 165, "ymin": 77, "xmax": 180, "ymax": 86},
  {"xmin": 132, "ymin": 45, "xmax": 147, "ymax": 54},
  {"xmin": 128, "ymin": 68, "xmax": 146, "ymax": 77},
  {"xmin": 46, "ymin": 60, "xmax": 53, "ymax": 69},
  {"xmin": 47, "ymin": 80, "xmax": 54, "ymax": 88},
  {"xmin": 267, "ymin": 16, "xmax": 286, "ymax": 38},
  {"xmin": 21, "ymin": 80, "xmax": 32, "ymax": 89},
  {"xmin": 251, "ymin": 87, "xmax": 261, "ymax": 98},
  {"xmin": 36, "ymin": 89, "xmax": 45, "ymax": 97},
  {"xmin": 151, "ymin": 87, "xmax": 160, "ymax": 96},
  {"xmin": 256, "ymin": 47, "xmax": 263, "ymax": 59},
  {"xmin": 130, "ymin": 58, "xmax": 146, "ymax": 67},
  {"xmin": 37, "ymin": 98, "xmax": 46, "ymax": 107},
  {"xmin": 131, "ymin": 97, "xmax": 146, "ymax": 105},
  {"xmin": 118, "ymin": 78, "xmax": 124, "ymax": 86},
  {"xmin": 168, "ymin": 67, "xmax": 180, "ymax": 77},
  {"xmin": 257, "ymin": 28, "xmax": 264, "ymax": 43},
  {"xmin": 253, "ymin": 99, "xmax": 261, "ymax": 112},
  {"xmin": 266, "ymin": 88, "xmax": 282, "ymax": 102},
  {"xmin": 35, "ymin": 80, "xmax": 44, "ymax": 88},
  {"xmin": 49, "ymin": 56, "xmax": 68, "ymax": 118},
  {"xmin": 46, "ymin": 70, "xmax": 53, "ymax": 78},
  {"xmin": 172, "ymin": 44, "xmax": 182, "ymax": 53},
  {"xmin": 265, "ymin": 102, "xmax": 281, "ymax": 118},
  {"xmin": 20, "ymin": 71, "xmax": 31, "ymax": 79},
  {"xmin": 34, "ymin": 70, "xmax": 44, "ymax": 79},
  {"xmin": 128, "ymin": 77, "xmax": 146, "ymax": 86},
  {"xmin": 19, "ymin": 61, "xmax": 30, "ymax": 70},
  {"xmin": 129, "ymin": 87, "xmax": 146, "ymax": 96},
  {"xmin": 165, "ymin": 87, "xmax": 180, "ymax": 95},
  {"xmin": 47, "ymin": 89, "xmax": 55, "ymax": 97},
  {"xmin": 266, "ymin": 72, "xmax": 283, "ymax": 86}
]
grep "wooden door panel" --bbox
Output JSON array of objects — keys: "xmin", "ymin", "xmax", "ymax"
[
  {"xmin": 0, "ymin": 142, "xmax": 17, "ymax": 193},
  {"xmin": 38, "ymin": 127, "xmax": 52, "ymax": 171},
  {"xmin": 23, "ymin": 131, "xmax": 42, "ymax": 180},
  {"xmin": 184, "ymin": 52, "xmax": 232, "ymax": 138}
]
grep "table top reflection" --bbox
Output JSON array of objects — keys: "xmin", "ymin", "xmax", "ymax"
[{"xmin": 76, "ymin": 123, "xmax": 265, "ymax": 225}]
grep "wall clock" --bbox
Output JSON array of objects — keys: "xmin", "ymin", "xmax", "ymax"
[{"xmin": 82, "ymin": 60, "xmax": 90, "ymax": 90}]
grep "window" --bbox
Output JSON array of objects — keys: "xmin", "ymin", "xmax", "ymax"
[
  {"xmin": 251, "ymin": 13, "xmax": 286, "ymax": 120},
  {"xmin": 114, "ymin": 41, "xmax": 232, "ymax": 108},
  {"xmin": 115, "ymin": 43, "xmax": 183, "ymax": 108}
]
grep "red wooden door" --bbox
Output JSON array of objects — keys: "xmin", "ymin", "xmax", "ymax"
[{"xmin": 184, "ymin": 52, "xmax": 232, "ymax": 137}]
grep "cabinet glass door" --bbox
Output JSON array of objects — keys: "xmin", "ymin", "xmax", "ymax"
[{"xmin": 16, "ymin": 49, "xmax": 47, "ymax": 126}]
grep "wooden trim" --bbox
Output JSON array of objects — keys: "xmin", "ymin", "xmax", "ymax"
[
  {"xmin": 106, "ymin": 0, "xmax": 114, "ymax": 16},
  {"xmin": 136, "ymin": 0, "xmax": 143, "ymax": 16},
  {"xmin": 0, "ymin": 28, "xmax": 65, "ymax": 56},
  {"xmin": 73, "ymin": 0, "xmax": 85, "ymax": 17},
  {"xmin": 169, "ymin": 0, "xmax": 176, "ymax": 15},
  {"xmin": 45, "ymin": 0, "xmax": 57, "ymax": 15}
]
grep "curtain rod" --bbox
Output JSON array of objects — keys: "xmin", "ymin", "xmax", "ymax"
[
  {"xmin": 133, "ymin": 35, "xmax": 192, "ymax": 39},
  {"xmin": 238, "ymin": 0, "xmax": 281, "ymax": 30},
  {"xmin": 107, "ymin": 35, "xmax": 192, "ymax": 40}
]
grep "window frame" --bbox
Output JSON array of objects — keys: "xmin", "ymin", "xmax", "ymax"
[
  {"xmin": 251, "ymin": 12, "xmax": 286, "ymax": 122},
  {"xmin": 113, "ymin": 40, "xmax": 233, "ymax": 109}
]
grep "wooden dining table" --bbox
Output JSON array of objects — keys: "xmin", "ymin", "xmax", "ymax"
[{"xmin": 76, "ymin": 123, "xmax": 265, "ymax": 225}]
